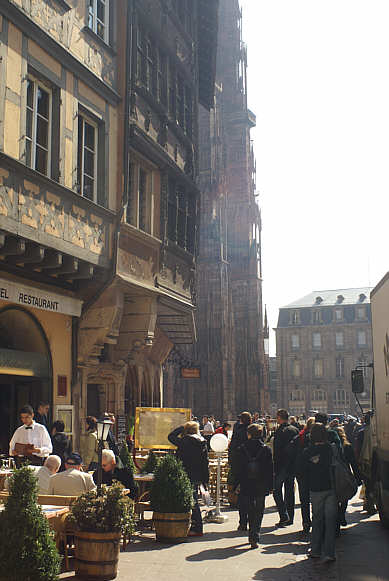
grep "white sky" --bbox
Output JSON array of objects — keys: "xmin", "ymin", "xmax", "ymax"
[{"xmin": 239, "ymin": 0, "xmax": 389, "ymax": 355}]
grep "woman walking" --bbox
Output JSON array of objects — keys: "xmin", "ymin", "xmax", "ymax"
[
  {"xmin": 336, "ymin": 426, "xmax": 362, "ymax": 526},
  {"xmin": 302, "ymin": 422, "xmax": 337, "ymax": 563}
]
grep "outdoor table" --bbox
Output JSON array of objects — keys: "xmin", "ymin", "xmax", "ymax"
[{"xmin": 134, "ymin": 473, "xmax": 154, "ymax": 501}]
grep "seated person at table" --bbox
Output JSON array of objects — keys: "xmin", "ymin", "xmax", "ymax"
[
  {"xmin": 93, "ymin": 449, "xmax": 137, "ymax": 499},
  {"xmin": 48, "ymin": 452, "xmax": 96, "ymax": 496},
  {"xmin": 5, "ymin": 455, "xmax": 61, "ymax": 494}
]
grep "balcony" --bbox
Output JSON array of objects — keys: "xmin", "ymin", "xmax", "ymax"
[{"xmin": 0, "ymin": 153, "xmax": 115, "ymax": 285}]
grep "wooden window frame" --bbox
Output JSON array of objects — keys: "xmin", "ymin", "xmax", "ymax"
[
  {"xmin": 77, "ymin": 112, "xmax": 98, "ymax": 203},
  {"xmin": 127, "ymin": 160, "xmax": 154, "ymax": 235},
  {"xmin": 88, "ymin": 0, "xmax": 110, "ymax": 44},
  {"xmin": 25, "ymin": 76, "xmax": 52, "ymax": 177}
]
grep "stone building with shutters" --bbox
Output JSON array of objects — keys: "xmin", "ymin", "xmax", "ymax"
[
  {"xmin": 0, "ymin": 0, "xmax": 219, "ymax": 450},
  {"xmin": 164, "ymin": 0, "xmax": 269, "ymax": 420},
  {"xmin": 276, "ymin": 288, "xmax": 373, "ymax": 418}
]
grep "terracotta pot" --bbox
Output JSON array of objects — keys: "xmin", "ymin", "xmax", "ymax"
[
  {"xmin": 152, "ymin": 511, "xmax": 191, "ymax": 541},
  {"xmin": 74, "ymin": 530, "xmax": 121, "ymax": 580}
]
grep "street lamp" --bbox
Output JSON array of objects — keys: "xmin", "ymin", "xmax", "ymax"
[
  {"xmin": 208, "ymin": 433, "xmax": 229, "ymax": 523},
  {"xmin": 96, "ymin": 417, "xmax": 113, "ymax": 495}
]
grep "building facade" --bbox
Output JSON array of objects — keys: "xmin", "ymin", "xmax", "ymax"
[
  {"xmin": 276, "ymin": 288, "xmax": 373, "ymax": 417},
  {"xmin": 0, "ymin": 0, "xmax": 218, "ymax": 451},
  {"xmin": 165, "ymin": 0, "xmax": 268, "ymax": 419}
]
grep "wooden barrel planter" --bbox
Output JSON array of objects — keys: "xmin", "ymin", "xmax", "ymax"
[
  {"xmin": 74, "ymin": 531, "xmax": 121, "ymax": 580},
  {"xmin": 153, "ymin": 512, "xmax": 191, "ymax": 542}
]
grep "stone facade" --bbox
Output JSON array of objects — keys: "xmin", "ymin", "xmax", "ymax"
[
  {"xmin": 166, "ymin": 0, "xmax": 268, "ymax": 420},
  {"xmin": 276, "ymin": 288, "xmax": 373, "ymax": 417}
]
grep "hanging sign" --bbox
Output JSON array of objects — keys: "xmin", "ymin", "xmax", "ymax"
[{"xmin": 0, "ymin": 278, "xmax": 82, "ymax": 317}]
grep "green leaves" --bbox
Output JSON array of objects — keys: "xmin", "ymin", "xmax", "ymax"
[
  {"xmin": 141, "ymin": 450, "xmax": 160, "ymax": 474},
  {"xmin": 150, "ymin": 454, "xmax": 193, "ymax": 513},
  {"xmin": 0, "ymin": 467, "xmax": 61, "ymax": 581},
  {"xmin": 69, "ymin": 482, "xmax": 134, "ymax": 536}
]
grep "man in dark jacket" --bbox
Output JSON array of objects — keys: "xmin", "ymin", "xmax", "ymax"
[
  {"xmin": 93, "ymin": 449, "xmax": 137, "ymax": 499},
  {"xmin": 273, "ymin": 409, "xmax": 299, "ymax": 526},
  {"xmin": 168, "ymin": 421, "xmax": 209, "ymax": 536},
  {"xmin": 229, "ymin": 412, "xmax": 252, "ymax": 531},
  {"xmin": 234, "ymin": 423, "xmax": 273, "ymax": 548},
  {"xmin": 51, "ymin": 420, "xmax": 72, "ymax": 471}
]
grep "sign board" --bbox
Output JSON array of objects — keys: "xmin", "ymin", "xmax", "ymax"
[
  {"xmin": 181, "ymin": 367, "xmax": 200, "ymax": 379},
  {"xmin": 0, "ymin": 277, "xmax": 82, "ymax": 317},
  {"xmin": 116, "ymin": 414, "xmax": 127, "ymax": 444},
  {"xmin": 55, "ymin": 405, "xmax": 74, "ymax": 436},
  {"xmin": 135, "ymin": 407, "xmax": 191, "ymax": 450}
]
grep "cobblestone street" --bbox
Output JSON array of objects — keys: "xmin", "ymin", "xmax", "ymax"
[{"xmin": 62, "ymin": 493, "xmax": 389, "ymax": 581}]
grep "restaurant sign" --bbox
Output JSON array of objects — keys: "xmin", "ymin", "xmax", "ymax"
[{"xmin": 0, "ymin": 278, "xmax": 82, "ymax": 317}]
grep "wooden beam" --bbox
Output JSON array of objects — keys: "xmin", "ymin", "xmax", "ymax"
[
  {"xmin": 51, "ymin": 256, "xmax": 79, "ymax": 276},
  {"xmin": 39, "ymin": 251, "xmax": 63, "ymax": 269},
  {"xmin": 8, "ymin": 245, "xmax": 45, "ymax": 265},
  {"xmin": 67, "ymin": 263, "xmax": 94, "ymax": 280},
  {"xmin": 0, "ymin": 238, "xmax": 26, "ymax": 256}
]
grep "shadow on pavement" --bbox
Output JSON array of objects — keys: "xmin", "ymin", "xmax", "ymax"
[
  {"xmin": 253, "ymin": 558, "xmax": 337, "ymax": 581},
  {"xmin": 186, "ymin": 543, "xmax": 252, "ymax": 561}
]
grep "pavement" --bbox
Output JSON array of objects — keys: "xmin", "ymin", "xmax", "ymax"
[{"xmin": 61, "ymin": 492, "xmax": 389, "ymax": 581}]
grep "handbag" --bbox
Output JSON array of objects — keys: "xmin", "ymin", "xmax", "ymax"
[{"xmin": 331, "ymin": 444, "xmax": 358, "ymax": 502}]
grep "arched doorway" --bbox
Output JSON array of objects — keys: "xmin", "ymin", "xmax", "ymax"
[{"xmin": 0, "ymin": 307, "xmax": 52, "ymax": 454}]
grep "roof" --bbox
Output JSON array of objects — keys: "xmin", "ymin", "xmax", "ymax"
[{"xmin": 282, "ymin": 287, "xmax": 373, "ymax": 309}]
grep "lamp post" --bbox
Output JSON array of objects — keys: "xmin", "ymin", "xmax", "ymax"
[
  {"xmin": 208, "ymin": 433, "xmax": 229, "ymax": 523},
  {"xmin": 96, "ymin": 418, "xmax": 113, "ymax": 495}
]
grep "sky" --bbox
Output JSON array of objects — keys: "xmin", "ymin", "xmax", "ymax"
[{"xmin": 239, "ymin": 0, "xmax": 389, "ymax": 355}]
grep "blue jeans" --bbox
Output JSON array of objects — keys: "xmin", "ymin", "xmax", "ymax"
[
  {"xmin": 239, "ymin": 495, "xmax": 266, "ymax": 542},
  {"xmin": 274, "ymin": 470, "xmax": 295, "ymax": 522},
  {"xmin": 297, "ymin": 476, "xmax": 311, "ymax": 527},
  {"xmin": 310, "ymin": 489, "xmax": 337, "ymax": 558}
]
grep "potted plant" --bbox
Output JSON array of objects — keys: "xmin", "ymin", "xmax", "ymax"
[
  {"xmin": 0, "ymin": 466, "xmax": 61, "ymax": 581},
  {"xmin": 69, "ymin": 482, "xmax": 134, "ymax": 580},
  {"xmin": 150, "ymin": 454, "xmax": 193, "ymax": 541},
  {"xmin": 141, "ymin": 450, "xmax": 160, "ymax": 474}
]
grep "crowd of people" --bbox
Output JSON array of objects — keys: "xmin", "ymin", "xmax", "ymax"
[
  {"xmin": 171, "ymin": 409, "xmax": 370, "ymax": 558},
  {"xmin": 7, "ymin": 403, "xmax": 137, "ymax": 499}
]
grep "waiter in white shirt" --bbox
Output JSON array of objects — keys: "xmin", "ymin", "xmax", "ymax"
[{"xmin": 9, "ymin": 404, "xmax": 53, "ymax": 466}]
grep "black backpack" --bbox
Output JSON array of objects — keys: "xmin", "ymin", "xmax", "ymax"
[{"xmin": 243, "ymin": 445, "xmax": 265, "ymax": 479}]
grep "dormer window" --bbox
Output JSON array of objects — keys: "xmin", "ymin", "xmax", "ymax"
[
  {"xmin": 290, "ymin": 310, "xmax": 300, "ymax": 325},
  {"xmin": 359, "ymin": 293, "xmax": 367, "ymax": 302},
  {"xmin": 315, "ymin": 296, "xmax": 323, "ymax": 305},
  {"xmin": 336, "ymin": 295, "xmax": 344, "ymax": 304}
]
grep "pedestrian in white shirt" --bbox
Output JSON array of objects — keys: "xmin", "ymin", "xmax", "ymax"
[{"xmin": 9, "ymin": 404, "xmax": 53, "ymax": 466}]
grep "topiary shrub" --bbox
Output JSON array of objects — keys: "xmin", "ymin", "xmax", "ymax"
[
  {"xmin": 119, "ymin": 441, "xmax": 136, "ymax": 474},
  {"xmin": 150, "ymin": 454, "xmax": 193, "ymax": 513},
  {"xmin": 141, "ymin": 450, "xmax": 160, "ymax": 474},
  {"xmin": 68, "ymin": 482, "xmax": 134, "ymax": 537},
  {"xmin": 0, "ymin": 466, "xmax": 61, "ymax": 581}
]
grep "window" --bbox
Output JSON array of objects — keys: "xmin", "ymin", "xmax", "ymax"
[
  {"xmin": 357, "ymin": 307, "xmax": 366, "ymax": 320},
  {"xmin": 291, "ymin": 359, "xmax": 301, "ymax": 378},
  {"xmin": 157, "ymin": 50, "xmax": 168, "ymax": 106},
  {"xmin": 311, "ymin": 389, "xmax": 327, "ymax": 402},
  {"xmin": 77, "ymin": 114, "xmax": 98, "ymax": 202},
  {"xmin": 88, "ymin": 0, "xmax": 109, "ymax": 43},
  {"xmin": 314, "ymin": 359, "xmax": 323, "ymax": 378},
  {"xmin": 290, "ymin": 389, "xmax": 304, "ymax": 402},
  {"xmin": 334, "ymin": 389, "xmax": 349, "ymax": 406},
  {"xmin": 358, "ymin": 331, "xmax": 367, "ymax": 347},
  {"xmin": 291, "ymin": 334, "xmax": 300, "ymax": 349},
  {"xmin": 312, "ymin": 310, "xmax": 322, "ymax": 324},
  {"xmin": 25, "ymin": 78, "xmax": 51, "ymax": 176},
  {"xmin": 290, "ymin": 310, "xmax": 300, "ymax": 325},
  {"xmin": 167, "ymin": 179, "xmax": 196, "ymax": 253},
  {"xmin": 335, "ymin": 332, "xmax": 344, "ymax": 347},
  {"xmin": 336, "ymin": 357, "xmax": 344, "ymax": 378},
  {"xmin": 335, "ymin": 308, "xmax": 343, "ymax": 321},
  {"xmin": 127, "ymin": 162, "xmax": 154, "ymax": 234},
  {"xmin": 312, "ymin": 332, "xmax": 321, "ymax": 348}
]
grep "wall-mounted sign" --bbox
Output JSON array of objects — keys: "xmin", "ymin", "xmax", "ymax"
[
  {"xmin": 181, "ymin": 367, "xmax": 200, "ymax": 379},
  {"xmin": 0, "ymin": 278, "xmax": 82, "ymax": 317}
]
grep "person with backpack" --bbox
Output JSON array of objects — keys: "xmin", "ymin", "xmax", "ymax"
[
  {"xmin": 234, "ymin": 423, "xmax": 273, "ymax": 548},
  {"xmin": 301, "ymin": 422, "xmax": 337, "ymax": 563},
  {"xmin": 295, "ymin": 417, "xmax": 315, "ymax": 534},
  {"xmin": 273, "ymin": 409, "xmax": 299, "ymax": 527},
  {"xmin": 335, "ymin": 426, "xmax": 362, "ymax": 528}
]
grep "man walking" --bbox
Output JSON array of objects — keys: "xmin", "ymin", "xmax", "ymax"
[{"xmin": 273, "ymin": 409, "xmax": 299, "ymax": 527}]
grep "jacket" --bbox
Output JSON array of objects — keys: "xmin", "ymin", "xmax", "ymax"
[
  {"xmin": 48, "ymin": 468, "xmax": 96, "ymax": 496},
  {"xmin": 51, "ymin": 432, "xmax": 72, "ymax": 470},
  {"xmin": 79, "ymin": 431, "xmax": 98, "ymax": 468},
  {"xmin": 168, "ymin": 427, "xmax": 209, "ymax": 484},
  {"xmin": 273, "ymin": 423, "xmax": 299, "ymax": 474},
  {"xmin": 93, "ymin": 467, "xmax": 137, "ymax": 500},
  {"xmin": 229, "ymin": 423, "xmax": 249, "ymax": 467},
  {"xmin": 301, "ymin": 442, "xmax": 333, "ymax": 492},
  {"xmin": 234, "ymin": 439, "xmax": 273, "ymax": 497}
]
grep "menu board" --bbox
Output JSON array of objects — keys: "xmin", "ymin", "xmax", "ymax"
[
  {"xmin": 117, "ymin": 415, "xmax": 127, "ymax": 444},
  {"xmin": 135, "ymin": 407, "xmax": 191, "ymax": 450}
]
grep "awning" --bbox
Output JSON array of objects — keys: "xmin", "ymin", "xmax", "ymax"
[{"xmin": 0, "ymin": 348, "xmax": 50, "ymax": 378}]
